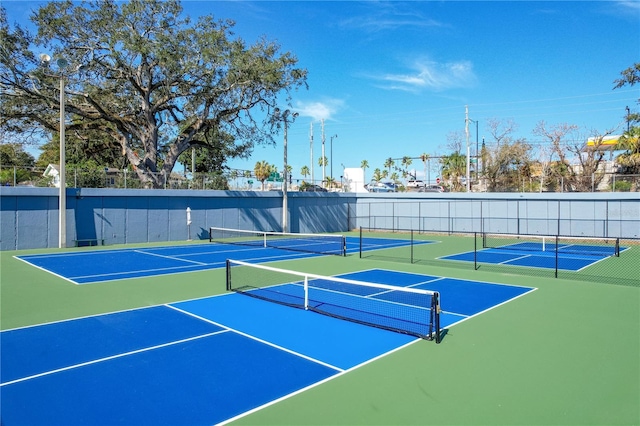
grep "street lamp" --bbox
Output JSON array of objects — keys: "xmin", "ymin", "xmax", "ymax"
[
  {"xmin": 273, "ymin": 108, "xmax": 298, "ymax": 233},
  {"xmin": 330, "ymin": 134, "xmax": 337, "ymax": 183},
  {"xmin": 40, "ymin": 53, "xmax": 69, "ymax": 248}
]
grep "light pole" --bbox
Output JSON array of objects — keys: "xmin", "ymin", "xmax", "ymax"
[
  {"xmin": 330, "ymin": 134, "xmax": 337, "ymax": 183},
  {"xmin": 41, "ymin": 54, "xmax": 69, "ymax": 248},
  {"xmin": 468, "ymin": 118, "xmax": 479, "ymax": 181},
  {"xmin": 273, "ymin": 108, "xmax": 298, "ymax": 233}
]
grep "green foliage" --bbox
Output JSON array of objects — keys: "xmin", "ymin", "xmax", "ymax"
[
  {"xmin": 0, "ymin": 167, "xmax": 35, "ymax": 185},
  {"xmin": 0, "ymin": 143, "xmax": 35, "ymax": 168},
  {"xmin": 1, "ymin": 0, "xmax": 307, "ymax": 189},
  {"xmin": 254, "ymin": 160, "xmax": 271, "ymax": 190},
  {"xmin": 611, "ymin": 180, "xmax": 632, "ymax": 192}
]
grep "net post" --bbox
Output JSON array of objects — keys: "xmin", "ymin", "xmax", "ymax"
[
  {"xmin": 410, "ymin": 229, "xmax": 414, "ymax": 264},
  {"xmin": 359, "ymin": 227, "xmax": 363, "ymax": 258},
  {"xmin": 474, "ymin": 232, "xmax": 478, "ymax": 270},
  {"xmin": 209, "ymin": 227, "xmax": 213, "ymax": 242},
  {"xmin": 304, "ymin": 275, "xmax": 309, "ymax": 310},
  {"xmin": 342, "ymin": 235, "xmax": 347, "ymax": 257},
  {"xmin": 615, "ymin": 238, "xmax": 620, "ymax": 257},
  {"xmin": 263, "ymin": 232, "xmax": 267, "ymax": 248},
  {"xmin": 554, "ymin": 235, "xmax": 559, "ymax": 278},
  {"xmin": 225, "ymin": 259, "xmax": 231, "ymax": 291},
  {"xmin": 433, "ymin": 292, "xmax": 441, "ymax": 344}
]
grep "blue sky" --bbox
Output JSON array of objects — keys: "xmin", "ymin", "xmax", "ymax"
[{"xmin": 4, "ymin": 1, "xmax": 639, "ymax": 183}]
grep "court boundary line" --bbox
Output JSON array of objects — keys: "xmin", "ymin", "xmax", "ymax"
[
  {"xmin": 366, "ymin": 267, "xmax": 538, "ymax": 290},
  {"xmin": 133, "ymin": 249, "xmax": 210, "ymax": 265},
  {"xmin": 358, "ymin": 238, "xmax": 439, "ymax": 254},
  {"xmin": 14, "ymin": 246, "xmax": 322, "ymax": 285},
  {"xmin": 12, "ymin": 235, "xmax": 421, "ymax": 285},
  {"xmin": 13, "ymin": 255, "xmax": 78, "ymax": 285},
  {"xmin": 0, "ymin": 329, "xmax": 228, "ymax": 387},
  {"xmin": 436, "ymin": 249, "xmax": 611, "ymax": 272},
  {"xmin": 166, "ymin": 304, "xmax": 344, "ymax": 373},
  {"xmin": 217, "ymin": 333, "xmax": 423, "ymax": 426},
  {"xmin": 1, "ymin": 267, "xmax": 538, "ymax": 425},
  {"xmin": 440, "ymin": 286, "xmax": 538, "ymax": 330}
]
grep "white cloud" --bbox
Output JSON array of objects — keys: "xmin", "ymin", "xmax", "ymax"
[
  {"xmin": 376, "ymin": 58, "xmax": 477, "ymax": 92},
  {"xmin": 294, "ymin": 98, "xmax": 346, "ymax": 121}
]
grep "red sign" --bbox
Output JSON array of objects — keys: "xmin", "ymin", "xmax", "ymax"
[{"xmin": 436, "ymin": 178, "xmax": 441, "ymax": 184}]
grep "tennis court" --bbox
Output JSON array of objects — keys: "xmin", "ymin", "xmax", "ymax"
[
  {"xmin": 15, "ymin": 233, "xmax": 434, "ymax": 284},
  {"xmin": 440, "ymin": 234, "xmax": 625, "ymax": 271},
  {"xmin": 1, "ymin": 264, "xmax": 533, "ymax": 425},
  {"xmin": 1, "ymin": 231, "xmax": 638, "ymax": 425}
]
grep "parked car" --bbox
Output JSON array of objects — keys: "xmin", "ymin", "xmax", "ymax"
[
  {"xmin": 366, "ymin": 182, "xmax": 395, "ymax": 193},
  {"xmin": 407, "ymin": 180, "xmax": 425, "ymax": 188},
  {"xmin": 420, "ymin": 185, "xmax": 446, "ymax": 193},
  {"xmin": 302, "ymin": 184, "xmax": 327, "ymax": 192}
]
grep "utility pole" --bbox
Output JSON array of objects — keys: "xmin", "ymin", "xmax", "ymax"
[
  {"xmin": 310, "ymin": 121, "xmax": 314, "ymax": 184},
  {"xmin": 465, "ymin": 105, "xmax": 471, "ymax": 192},
  {"xmin": 321, "ymin": 119, "xmax": 326, "ymax": 185}
]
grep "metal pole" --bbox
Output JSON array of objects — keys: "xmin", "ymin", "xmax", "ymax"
[
  {"xmin": 310, "ymin": 122, "xmax": 314, "ymax": 184},
  {"xmin": 465, "ymin": 105, "xmax": 470, "ymax": 192},
  {"xmin": 283, "ymin": 118, "xmax": 288, "ymax": 232},
  {"xmin": 475, "ymin": 120, "xmax": 479, "ymax": 181},
  {"xmin": 59, "ymin": 75, "xmax": 67, "ymax": 248},
  {"xmin": 330, "ymin": 134, "xmax": 337, "ymax": 183},
  {"xmin": 321, "ymin": 119, "xmax": 325, "ymax": 185}
]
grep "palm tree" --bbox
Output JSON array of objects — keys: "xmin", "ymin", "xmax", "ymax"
[
  {"xmin": 360, "ymin": 159, "xmax": 369, "ymax": 184},
  {"xmin": 325, "ymin": 176, "xmax": 336, "ymax": 189},
  {"xmin": 401, "ymin": 156, "xmax": 412, "ymax": 178},
  {"xmin": 254, "ymin": 161, "xmax": 271, "ymax": 191},
  {"xmin": 285, "ymin": 164, "xmax": 292, "ymax": 184},
  {"xmin": 420, "ymin": 153, "xmax": 430, "ymax": 184},
  {"xmin": 390, "ymin": 172, "xmax": 400, "ymax": 190},
  {"xmin": 440, "ymin": 152, "xmax": 466, "ymax": 191},
  {"xmin": 616, "ymin": 126, "xmax": 640, "ymax": 174},
  {"xmin": 383, "ymin": 158, "xmax": 394, "ymax": 175},
  {"xmin": 318, "ymin": 156, "xmax": 328, "ymax": 184},
  {"xmin": 372, "ymin": 168, "xmax": 384, "ymax": 183},
  {"xmin": 300, "ymin": 165, "xmax": 310, "ymax": 183}
]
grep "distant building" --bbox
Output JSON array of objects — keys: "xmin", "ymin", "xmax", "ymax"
[
  {"xmin": 584, "ymin": 135, "xmax": 622, "ymax": 152},
  {"xmin": 42, "ymin": 164, "xmax": 61, "ymax": 187},
  {"xmin": 342, "ymin": 168, "xmax": 367, "ymax": 192}
]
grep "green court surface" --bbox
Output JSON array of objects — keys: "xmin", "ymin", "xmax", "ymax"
[{"xmin": 1, "ymin": 232, "xmax": 638, "ymax": 425}]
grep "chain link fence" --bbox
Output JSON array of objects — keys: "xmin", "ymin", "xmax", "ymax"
[
  {"xmin": 2, "ymin": 165, "xmax": 638, "ymax": 192},
  {"xmin": 358, "ymin": 229, "xmax": 640, "ymax": 287}
]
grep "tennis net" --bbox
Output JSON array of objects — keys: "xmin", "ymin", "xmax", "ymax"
[
  {"xmin": 209, "ymin": 227, "xmax": 346, "ymax": 256},
  {"xmin": 482, "ymin": 233, "xmax": 620, "ymax": 257},
  {"xmin": 226, "ymin": 259, "xmax": 441, "ymax": 342}
]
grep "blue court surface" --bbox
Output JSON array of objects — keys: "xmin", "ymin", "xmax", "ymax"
[
  {"xmin": 1, "ymin": 269, "xmax": 535, "ymax": 425},
  {"xmin": 440, "ymin": 242, "xmax": 623, "ymax": 271},
  {"xmin": 14, "ymin": 236, "xmax": 435, "ymax": 284}
]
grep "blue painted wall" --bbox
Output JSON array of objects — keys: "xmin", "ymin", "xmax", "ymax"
[{"xmin": 1, "ymin": 187, "xmax": 638, "ymax": 251}]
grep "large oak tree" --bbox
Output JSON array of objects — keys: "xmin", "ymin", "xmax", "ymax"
[{"xmin": 1, "ymin": 0, "xmax": 307, "ymax": 188}]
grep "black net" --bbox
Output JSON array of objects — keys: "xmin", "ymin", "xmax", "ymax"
[
  {"xmin": 210, "ymin": 227, "xmax": 346, "ymax": 256},
  {"xmin": 482, "ymin": 233, "xmax": 620, "ymax": 257},
  {"xmin": 226, "ymin": 259, "xmax": 441, "ymax": 342}
]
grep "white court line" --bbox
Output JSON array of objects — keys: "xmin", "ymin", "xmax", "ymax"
[
  {"xmin": 133, "ymin": 249, "xmax": 209, "ymax": 265},
  {"xmin": 217, "ymin": 335, "xmax": 423, "ymax": 426},
  {"xmin": 0, "ymin": 329, "xmax": 228, "ymax": 387},
  {"xmin": 166, "ymin": 304, "xmax": 344, "ymax": 373}
]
